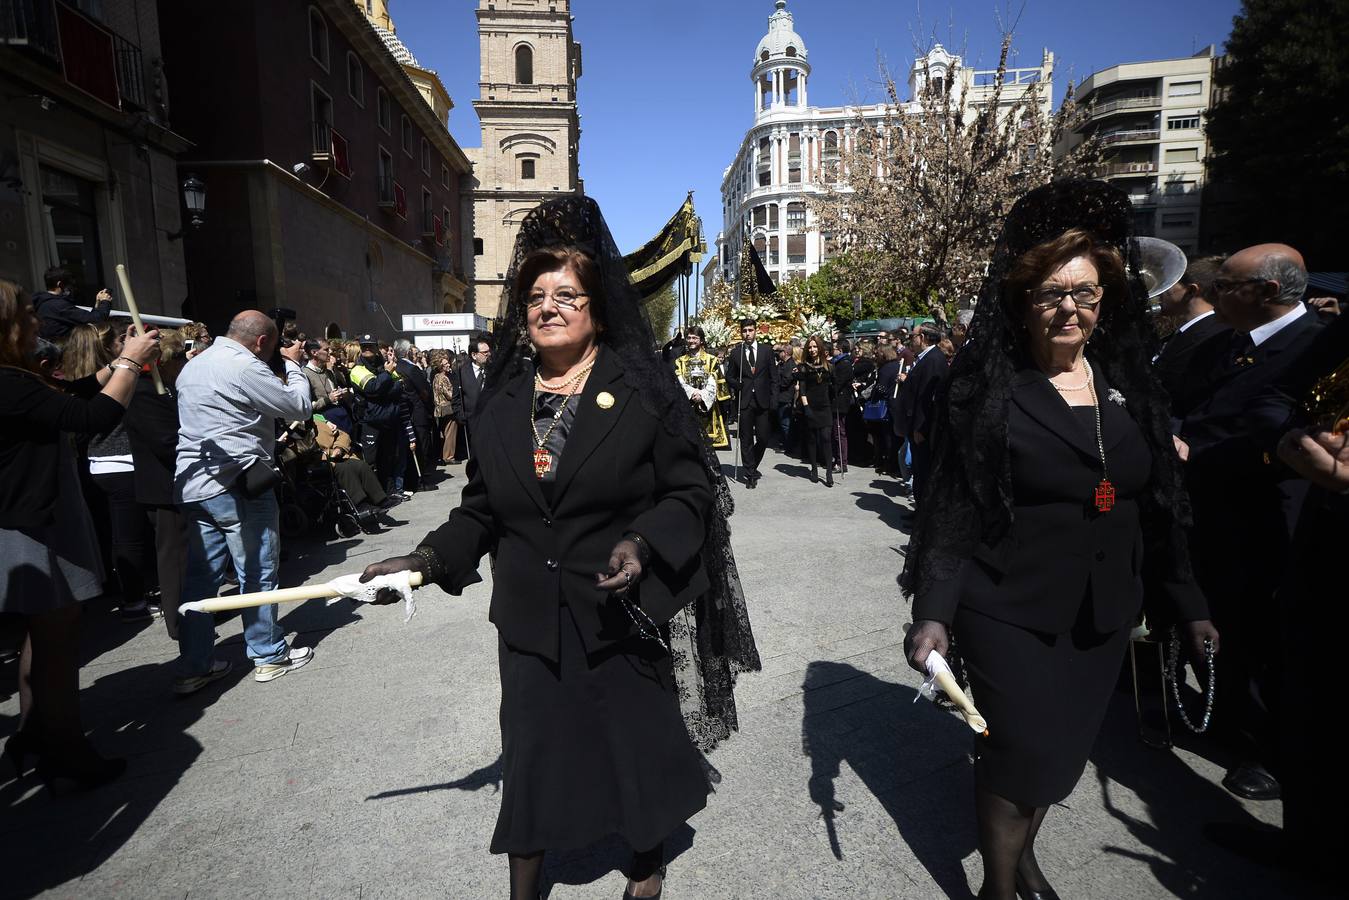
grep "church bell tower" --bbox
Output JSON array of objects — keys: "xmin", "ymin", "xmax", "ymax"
[{"xmin": 469, "ymin": 0, "xmax": 583, "ymax": 318}]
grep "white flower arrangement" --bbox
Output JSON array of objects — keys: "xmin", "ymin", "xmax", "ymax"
[
  {"xmin": 796, "ymin": 314, "xmax": 833, "ymax": 341},
  {"xmin": 696, "ymin": 319, "xmax": 734, "ymax": 349}
]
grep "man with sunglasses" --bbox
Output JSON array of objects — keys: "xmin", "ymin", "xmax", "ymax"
[{"xmin": 1180, "ymin": 243, "xmax": 1323, "ymax": 805}]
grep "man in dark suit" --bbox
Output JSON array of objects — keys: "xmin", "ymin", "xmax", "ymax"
[
  {"xmin": 724, "ymin": 317, "xmax": 776, "ymax": 488},
  {"xmin": 894, "ymin": 325, "xmax": 947, "ymax": 504},
  {"xmin": 1180, "ymin": 243, "xmax": 1323, "ymax": 803},
  {"xmin": 452, "ymin": 334, "xmax": 491, "ymax": 456},
  {"xmin": 1154, "ymin": 255, "xmax": 1231, "ymax": 420},
  {"xmin": 394, "ymin": 339, "xmax": 436, "ymax": 488}
]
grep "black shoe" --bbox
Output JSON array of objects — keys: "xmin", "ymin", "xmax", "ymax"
[
  {"xmin": 810, "ymin": 467, "xmax": 818, "ymax": 483},
  {"xmin": 1222, "ymin": 763, "xmax": 1281, "ymax": 800},
  {"xmin": 1015, "ymin": 869, "xmax": 1061, "ymax": 900},
  {"xmin": 379, "ymin": 495, "xmax": 404, "ymax": 511},
  {"xmin": 36, "ymin": 739, "xmax": 126, "ymax": 793},
  {"xmin": 1203, "ymin": 821, "xmax": 1288, "ymax": 868},
  {"xmin": 4, "ymin": 729, "xmax": 39, "ymax": 778},
  {"xmin": 622, "ymin": 864, "xmax": 665, "ymax": 900},
  {"xmin": 825, "ymin": 473, "xmax": 834, "ymax": 488}
]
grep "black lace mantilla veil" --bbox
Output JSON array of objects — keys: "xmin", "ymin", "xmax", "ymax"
[
  {"xmin": 481, "ymin": 196, "xmax": 762, "ymax": 752},
  {"xmin": 900, "ymin": 179, "xmax": 1194, "ymax": 604}
]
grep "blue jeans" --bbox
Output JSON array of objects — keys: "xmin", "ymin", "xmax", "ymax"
[{"xmin": 177, "ymin": 489, "xmax": 288, "ymax": 675}]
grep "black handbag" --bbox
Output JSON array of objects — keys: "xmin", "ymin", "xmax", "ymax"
[{"xmin": 235, "ymin": 459, "xmax": 282, "ymax": 498}]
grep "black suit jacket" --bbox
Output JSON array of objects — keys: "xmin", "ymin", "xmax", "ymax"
[
  {"xmin": 895, "ymin": 347, "xmax": 947, "ymax": 439},
  {"xmin": 123, "ymin": 376, "xmax": 181, "ymax": 508},
  {"xmin": 914, "ymin": 366, "xmax": 1207, "ymax": 633},
  {"xmin": 725, "ymin": 341, "xmax": 776, "ymax": 410},
  {"xmin": 1182, "ymin": 308, "xmax": 1324, "ymax": 462},
  {"xmin": 395, "ymin": 359, "xmax": 434, "ymax": 428},
  {"xmin": 453, "ymin": 360, "xmax": 486, "ymax": 424},
  {"xmin": 418, "ymin": 346, "xmax": 713, "ymax": 661},
  {"xmin": 1154, "ymin": 313, "xmax": 1232, "ymax": 420}
]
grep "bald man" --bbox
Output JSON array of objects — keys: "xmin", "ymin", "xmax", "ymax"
[
  {"xmin": 1179, "ymin": 244, "xmax": 1323, "ymax": 803},
  {"xmin": 172, "ymin": 309, "xmax": 315, "ymax": 694}
]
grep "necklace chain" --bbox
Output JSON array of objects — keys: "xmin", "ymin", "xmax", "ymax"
[
  {"xmin": 1167, "ymin": 629, "xmax": 1216, "ymax": 733},
  {"xmin": 531, "ymin": 360, "xmax": 594, "ymax": 450},
  {"xmin": 1084, "ymin": 360, "xmax": 1108, "ymax": 483}
]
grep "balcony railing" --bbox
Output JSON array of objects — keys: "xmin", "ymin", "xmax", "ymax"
[
  {"xmin": 376, "ymin": 174, "xmax": 395, "ymax": 207},
  {"xmin": 1104, "ymin": 161, "xmax": 1157, "ymax": 176},
  {"xmin": 311, "ymin": 121, "xmax": 332, "ymax": 159},
  {"xmin": 1088, "ymin": 95, "xmax": 1160, "ymax": 117},
  {"xmin": 1100, "ymin": 129, "xmax": 1160, "ymax": 145},
  {"xmin": 2, "ymin": 0, "xmax": 61, "ymax": 62},
  {"xmin": 111, "ymin": 29, "xmax": 144, "ymax": 109}
]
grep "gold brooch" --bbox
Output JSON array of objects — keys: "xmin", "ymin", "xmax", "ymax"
[{"xmin": 596, "ymin": 391, "xmax": 615, "ymax": 410}]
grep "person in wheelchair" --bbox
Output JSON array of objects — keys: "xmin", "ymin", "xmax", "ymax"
[{"xmin": 312, "ymin": 416, "xmax": 401, "ymax": 517}]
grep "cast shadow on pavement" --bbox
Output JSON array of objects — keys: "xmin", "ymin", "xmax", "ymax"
[
  {"xmin": 850, "ymin": 487, "xmax": 914, "ymax": 534},
  {"xmin": 0, "ymin": 655, "xmax": 241, "ymax": 897},
  {"xmin": 1086, "ymin": 692, "xmax": 1308, "ymax": 899},
  {"xmin": 800, "ymin": 660, "xmax": 977, "ymax": 899},
  {"xmin": 365, "ymin": 755, "xmax": 504, "ymax": 800}
]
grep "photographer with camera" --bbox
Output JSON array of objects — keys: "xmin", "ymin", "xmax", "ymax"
[{"xmin": 171, "ymin": 310, "xmax": 313, "ymax": 694}]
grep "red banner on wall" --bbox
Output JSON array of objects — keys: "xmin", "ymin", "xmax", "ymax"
[{"xmin": 56, "ymin": 3, "xmax": 120, "ymax": 109}]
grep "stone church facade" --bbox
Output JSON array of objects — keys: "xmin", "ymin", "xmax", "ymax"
[{"xmin": 465, "ymin": 0, "xmax": 583, "ymax": 319}]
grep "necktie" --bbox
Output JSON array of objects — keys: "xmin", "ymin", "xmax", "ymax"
[{"xmin": 1230, "ymin": 333, "xmax": 1256, "ymax": 370}]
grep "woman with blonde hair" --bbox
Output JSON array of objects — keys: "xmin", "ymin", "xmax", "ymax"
[{"xmin": 0, "ymin": 280, "xmax": 160, "ymax": 789}]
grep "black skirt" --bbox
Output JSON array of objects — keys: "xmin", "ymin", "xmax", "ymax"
[
  {"xmin": 490, "ymin": 604, "xmax": 710, "ymax": 855},
  {"xmin": 955, "ymin": 599, "xmax": 1130, "ymax": 808}
]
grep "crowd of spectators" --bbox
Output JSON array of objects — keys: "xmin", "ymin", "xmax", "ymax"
[{"xmin": 0, "ymin": 266, "xmax": 490, "ymax": 788}]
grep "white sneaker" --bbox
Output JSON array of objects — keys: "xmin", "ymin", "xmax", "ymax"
[
  {"xmin": 173, "ymin": 659, "xmax": 233, "ymax": 695},
  {"xmin": 254, "ymin": 646, "xmax": 314, "ymax": 683}
]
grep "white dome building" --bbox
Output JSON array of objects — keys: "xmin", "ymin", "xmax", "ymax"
[{"xmin": 714, "ymin": 2, "xmax": 1054, "ymax": 290}]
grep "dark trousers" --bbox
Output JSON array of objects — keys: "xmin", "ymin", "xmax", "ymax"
[
  {"xmin": 333, "ymin": 458, "xmax": 387, "ymax": 507},
  {"xmin": 89, "ymin": 470, "xmax": 155, "ymax": 607},
  {"xmin": 155, "ymin": 506, "xmax": 187, "ymax": 639},
  {"xmin": 910, "ymin": 439, "xmax": 932, "ymax": 503},
  {"xmin": 738, "ymin": 403, "xmax": 774, "ymax": 477}
]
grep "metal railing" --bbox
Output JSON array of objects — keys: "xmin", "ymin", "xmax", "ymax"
[
  {"xmin": 2, "ymin": 0, "xmax": 61, "ymax": 62},
  {"xmin": 376, "ymin": 174, "xmax": 395, "ymax": 206},
  {"xmin": 1101, "ymin": 129, "xmax": 1160, "ymax": 145},
  {"xmin": 109, "ymin": 29, "xmax": 145, "ymax": 109},
  {"xmin": 311, "ymin": 121, "xmax": 332, "ymax": 157},
  {"xmin": 1103, "ymin": 161, "xmax": 1157, "ymax": 176},
  {"xmin": 1089, "ymin": 95, "xmax": 1160, "ymax": 117}
]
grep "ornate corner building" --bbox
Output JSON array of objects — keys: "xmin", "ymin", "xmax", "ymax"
[
  {"xmin": 466, "ymin": 0, "xmax": 583, "ymax": 320},
  {"xmin": 714, "ymin": 1, "xmax": 1052, "ymax": 290}
]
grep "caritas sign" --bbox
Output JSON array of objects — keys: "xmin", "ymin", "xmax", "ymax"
[{"xmin": 400, "ymin": 312, "xmax": 491, "ymax": 352}]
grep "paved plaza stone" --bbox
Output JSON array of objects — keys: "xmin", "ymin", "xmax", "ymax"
[{"xmin": 1, "ymin": 448, "xmax": 1311, "ymax": 899}]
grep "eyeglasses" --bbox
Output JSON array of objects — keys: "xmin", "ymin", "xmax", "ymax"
[
  {"xmin": 1211, "ymin": 277, "xmax": 1267, "ymax": 295},
  {"xmin": 1027, "ymin": 283, "xmax": 1105, "ymax": 310},
  {"xmin": 527, "ymin": 290, "xmax": 589, "ymax": 311}
]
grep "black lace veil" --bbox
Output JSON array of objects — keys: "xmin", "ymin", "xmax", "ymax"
[
  {"xmin": 481, "ymin": 196, "xmax": 761, "ymax": 751},
  {"xmin": 900, "ymin": 179, "xmax": 1194, "ymax": 602}
]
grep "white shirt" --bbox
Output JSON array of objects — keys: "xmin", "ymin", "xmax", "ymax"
[
  {"xmin": 916, "ymin": 344, "xmax": 937, "ymax": 362},
  {"xmin": 1177, "ymin": 309, "xmax": 1216, "ymax": 334},
  {"xmin": 1247, "ymin": 301, "xmax": 1307, "ymax": 348}
]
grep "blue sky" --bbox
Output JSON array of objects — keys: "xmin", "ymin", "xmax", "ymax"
[{"xmin": 392, "ymin": 0, "xmax": 1242, "ymax": 254}]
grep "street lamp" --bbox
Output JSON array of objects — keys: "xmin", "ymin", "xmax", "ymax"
[{"xmin": 167, "ymin": 173, "xmax": 206, "ymax": 241}]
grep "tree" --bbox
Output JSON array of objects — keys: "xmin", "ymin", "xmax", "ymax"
[
  {"xmin": 1204, "ymin": 0, "xmax": 1349, "ymax": 269},
  {"xmin": 810, "ymin": 32, "xmax": 1101, "ymax": 323},
  {"xmin": 643, "ymin": 285, "xmax": 677, "ymax": 342}
]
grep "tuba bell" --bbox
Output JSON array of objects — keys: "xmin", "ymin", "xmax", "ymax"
[{"xmin": 1131, "ymin": 237, "xmax": 1188, "ymax": 312}]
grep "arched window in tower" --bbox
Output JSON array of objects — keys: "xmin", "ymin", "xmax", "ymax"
[
  {"xmin": 760, "ymin": 74, "xmax": 773, "ymax": 110},
  {"xmin": 761, "ymin": 50, "xmax": 770, "ymax": 62},
  {"xmin": 515, "ymin": 45, "xmax": 534, "ymax": 85},
  {"xmin": 785, "ymin": 46, "xmax": 797, "ymax": 58},
  {"xmin": 783, "ymin": 70, "xmax": 799, "ymax": 105}
]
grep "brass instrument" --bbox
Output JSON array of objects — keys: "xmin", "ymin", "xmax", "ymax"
[
  {"xmin": 1303, "ymin": 357, "xmax": 1349, "ymax": 434},
  {"xmin": 1132, "ymin": 237, "xmax": 1188, "ymax": 312}
]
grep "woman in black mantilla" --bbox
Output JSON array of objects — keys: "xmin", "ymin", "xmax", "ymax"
[
  {"xmin": 362, "ymin": 196, "xmax": 759, "ymax": 900},
  {"xmin": 901, "ymin": 181, "xmax": 1220, "ymax": 900}
]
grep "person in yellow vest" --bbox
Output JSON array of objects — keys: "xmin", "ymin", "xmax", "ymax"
[
  {"xmin": 349, "ymin": 336, "xmax": 408, "ymax": 495},
  {"xmin": 674, "ymin": 326, "xmax": 729, "ymax": 450}
]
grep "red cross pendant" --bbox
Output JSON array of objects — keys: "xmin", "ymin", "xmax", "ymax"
[
  {"xmin": 532, "ymin": 447, "xmax": 552, "ymax": 479},
  {"xmin": 1094, "ymin": 479, "xmax": 1117, "ymax": 513}
]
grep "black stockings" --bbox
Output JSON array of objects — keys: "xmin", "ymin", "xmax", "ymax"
[
  {"xmin": 974, "ymin": 779, "xmax": 1049, "ymax": 900},
  {"xmin": 805, "ymin": 426, "xmax": 833, "ymax": 480},
  {"xmin": 508, "ymin": 852, "xmax": 543, "ymax": 900},
  {"xmin": 627, "ymin": 842, "xmax": 664, "ymax": 897}
]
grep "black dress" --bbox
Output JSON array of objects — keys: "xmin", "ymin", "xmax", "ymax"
[
  {"xmin": 796, "ymin": 364, "xmax": 835, "ymax": 430},
  {"xmin": 418, "ymin": 349, "xmax": 713, "ymax": 857},
  {"xmin": 915, "ymin": 369, "xmax": 1189, "ymax": 807}
]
